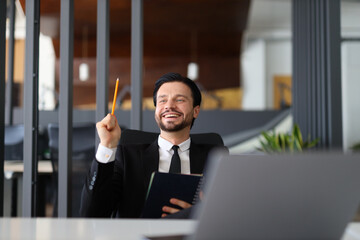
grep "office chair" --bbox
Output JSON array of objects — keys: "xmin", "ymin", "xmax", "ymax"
[
  {"xmin": 4, "ymin": 124, "xmax": 25, "ymax": 216},
  {"xmin": 4, "ymin": 124, "xmax": 24, "ymax": 160},
  {"xmin": 47, "ymin": 122, "xmax": 96, "ymax": 217},
  {"xmin": 5, "ymin": 124, "xmax": 51, "ymax": 216},
  {"xmin": 5, "ymin": 124, "xmax": 49, "ymax": 161},
  {"xmin": 120, "ymin": 129, "xmax": 224, "ymax": 146}
]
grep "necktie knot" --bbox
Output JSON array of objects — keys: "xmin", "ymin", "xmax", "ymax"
[{"xmin": 169, "ymin": 145, "xmax": 181, "ymax": 173}]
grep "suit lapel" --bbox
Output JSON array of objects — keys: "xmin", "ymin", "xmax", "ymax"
[
  {"xmin": 189, "ymin": 142, "xmax": 206, "ymax": 174},
  {"xmin": 143, "ymin": 140, "xmax": 159, "ymax": 188}
]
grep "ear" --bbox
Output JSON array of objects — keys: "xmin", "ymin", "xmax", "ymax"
[{"xmin": 193, "ymin": 105, "xmax": 200, "ymax": 119}]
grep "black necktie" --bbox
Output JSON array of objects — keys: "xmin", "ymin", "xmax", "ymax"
[{"xmin": 169, "ymin": 145, "xmax": 181, "ymax": 173}]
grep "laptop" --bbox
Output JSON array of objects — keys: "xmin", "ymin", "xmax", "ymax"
[{"xmin": 190, "ymin": 152, "xmax": 360, "ymax": 240}]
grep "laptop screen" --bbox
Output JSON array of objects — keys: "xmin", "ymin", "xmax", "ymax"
[{"xmin": 191, "ymin": 153, "xmax": 360, "ymax": 240}]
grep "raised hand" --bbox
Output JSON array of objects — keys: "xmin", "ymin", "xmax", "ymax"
[{"xmin": 96, "ymin": 113, "xmax": 121, "ymax": 148}]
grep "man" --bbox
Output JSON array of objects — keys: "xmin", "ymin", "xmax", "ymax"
[{"xmin": 80, "ymin": 72, "xmax": 226, "ymax": 218}]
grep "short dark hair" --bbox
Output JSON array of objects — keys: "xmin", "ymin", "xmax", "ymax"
[{"xmin": 153, "ymin": 72, "xmax": 202, "ymax": 107}]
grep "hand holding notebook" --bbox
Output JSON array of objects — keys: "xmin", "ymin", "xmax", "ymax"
[
  {"xmin": 141, "ymin": 172, "xmax": 203, "ymax": 218},
  {"xmin": 161, "ymin": 197, "xmax": 193, "ymax": 217}
]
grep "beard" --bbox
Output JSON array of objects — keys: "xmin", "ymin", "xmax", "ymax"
[{"xmin": 155, "ymin": 112, "xmax": 193, "ymax": 132}]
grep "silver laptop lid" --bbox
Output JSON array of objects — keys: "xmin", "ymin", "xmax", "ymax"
[{"xmin": 191, "ymin": 153, "xmax": 360, "ymax": 240}]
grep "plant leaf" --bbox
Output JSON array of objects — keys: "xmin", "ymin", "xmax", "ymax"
[
  {"xmin": 260, "ymin": 140, "xmax": 272, "ymax": 153},
  {"xmin": 261, "ymin": 131, "xmax": 274, "ymax": 143},
  {"xmin": 293, "ymin": 124, "xmax": 303, "ymax": 146},
  {"xmin": 307, "ymin": 138, "xmax": 320, "ymax": 148},
  {"xmin": 279, "ymin": 133, "xmax": 285, "ymax": 151},
  {"xmin": 294, "ymin": 138, "xmax": 303, "ymax": 152}
]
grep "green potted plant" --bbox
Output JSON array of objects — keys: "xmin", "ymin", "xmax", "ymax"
[
  {"xmin": 258, "ymin": 124, "xmax": 319, "ymax": 153},
  {"xmin": 350, "ymin": 142, "xmax": 360, "ymax": 152}
]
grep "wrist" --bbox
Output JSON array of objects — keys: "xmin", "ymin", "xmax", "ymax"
[{"xmin": 100, "ymin": 141, "xmax": 117, "ymax": 149}]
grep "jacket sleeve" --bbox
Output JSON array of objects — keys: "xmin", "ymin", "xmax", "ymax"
[{"xmin": 79, "ymin": 145, "xmax": 124, "ymax": 217}]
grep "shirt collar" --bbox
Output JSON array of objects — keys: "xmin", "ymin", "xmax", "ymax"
[{"xmin": 158, "ymin": 135, "xmax": 191, "ymax": 152}]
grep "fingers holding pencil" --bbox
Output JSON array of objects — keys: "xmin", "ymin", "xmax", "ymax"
[
  {"xmin": 97, "ymin": 113, "xmax": 121, "ymax": 148},
  {"xmin": 96, "ymin": 78, "xmax": 121, "ymax": 148}
]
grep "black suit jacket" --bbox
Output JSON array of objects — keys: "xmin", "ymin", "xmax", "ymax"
[{"xmin": 80, "ymin": 139, "xmax": 224, "ymax": 218}]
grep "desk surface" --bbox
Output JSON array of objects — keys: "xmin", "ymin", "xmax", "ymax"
[
  {"xmin": 0, "ymin": 218, "xmax": 359, "ymax": 240},
  {"xmin": 0, "ymin": 218, "xmax": 196, "ymax": 240},
  {"xmin": 4, "ymin": 160, "xmax": 52, "ymax": 179}
]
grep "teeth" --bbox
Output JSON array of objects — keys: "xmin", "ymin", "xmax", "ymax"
[{"xmin": 164, "ymin": 114, "xmax": 179, "ymax": 118}]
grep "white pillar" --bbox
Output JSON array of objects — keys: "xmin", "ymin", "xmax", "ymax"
[
  {"xmin": 241, "ymin": 39, "xmax": 266, "ymax": 110},
  {"xmin": 341, "ymin": 42, "xmax": 360, "ymax": 151}
]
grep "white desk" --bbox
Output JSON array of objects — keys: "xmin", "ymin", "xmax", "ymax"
[
  {"xmin": 0, "ymin": 218, "xmax": 360, "ymax": 240},
  {"xmin": 4, "ymin": 160, "xmax": 53, "ymax": 178},
  {"xmin": 3, "ymin": 161, "xmax": 53, "ymax": 217},
  {"xmin": 0, "ymin": 218, "xmax": 196, "ymax": 240}
]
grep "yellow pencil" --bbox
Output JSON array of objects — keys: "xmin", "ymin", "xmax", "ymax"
[{"xmin": 111, "ymin": 78, "xmax": 119, "ymax": 115}]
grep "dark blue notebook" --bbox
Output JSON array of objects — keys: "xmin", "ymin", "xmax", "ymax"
[{"xmin": 141, "ymin": 172, "xmax": 203, "ymax": 218}]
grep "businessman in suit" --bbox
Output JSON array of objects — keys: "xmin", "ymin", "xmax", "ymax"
[{"xmin": 80, "ymin": 72, "xmax": 226, "ymax": 218}]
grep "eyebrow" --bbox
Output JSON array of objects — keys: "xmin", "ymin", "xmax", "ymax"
[{"xmin": 157, "ymin": 94, "xmax": 189, "ymax": 100}]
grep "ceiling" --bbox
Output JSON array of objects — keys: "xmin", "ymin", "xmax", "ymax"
[
  {"xmin": 16, "ymin": 0, "xmax": 251, "ymax": 104},
  {"xmin": 19, "ymin": 0, "xmax": 251, "ymax": 58}
]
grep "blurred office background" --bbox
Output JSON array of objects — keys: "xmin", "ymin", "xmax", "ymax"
[{"xmin": 1, "ymin": 0, "xmax": 360, "ymax": 217}]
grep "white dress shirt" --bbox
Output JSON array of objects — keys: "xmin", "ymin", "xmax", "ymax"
[
  {"xmin": 158, "ymin": 135, "xmax": 191, "ymax": 174},
  {"xmin": 96, "ymin": 144, "xmax": 117, "ymax": 163}
]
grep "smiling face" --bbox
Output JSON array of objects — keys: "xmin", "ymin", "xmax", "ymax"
[{"xmin": 155, "ymin": 82, "xmax": 200, "ymax": 133}]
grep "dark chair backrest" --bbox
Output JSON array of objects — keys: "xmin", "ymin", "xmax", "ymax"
[
  {"xmin": 48, "ymin": 123, "xmax": 96, "ymax": 153},
  {"xmin": 120, "ymin": 129, "xmax": 224, "ymax": 146},
  {"xmin": 48, "ymin": 123, "xmax": 96, "ymax": 172},
  {"xmin": 5, "ymin": 124, "xmax": 49, "ymax": 161},
  {"xmin": 47, "ymin": 122, "xmax": 96, "ymax": 217},
  {"xmin": 4, "ymin": 124, "xmax": 24, "ymax": 160}
]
